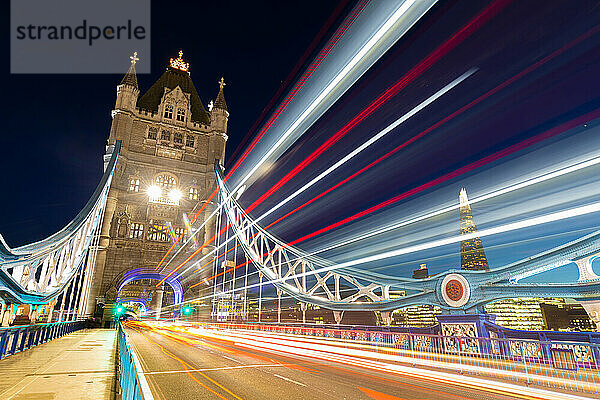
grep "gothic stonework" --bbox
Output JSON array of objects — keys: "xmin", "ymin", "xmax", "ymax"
[{"xmin": 85, "ymin": 51, "xmax": 229, "ymax": 317}]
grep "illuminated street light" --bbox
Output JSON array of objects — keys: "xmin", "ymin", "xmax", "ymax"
[
  {"xmin": 147, "ymin": 185, "xmax": 161, "ymax": 199},
  {"xmin": 183, "ymin": 305, "xmax": 193, "ymax": 316},
  {"xmin": 168, "ymin": 189, "xmax": 182, "ymax": 203}
]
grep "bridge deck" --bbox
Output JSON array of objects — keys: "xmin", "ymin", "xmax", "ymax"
[{"xmin": 0, "ymin": 328, "xmax": 117, "ymax": 400}]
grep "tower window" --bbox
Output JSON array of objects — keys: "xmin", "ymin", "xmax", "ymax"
[
  {"xmin": 189, "ymin": 187, "xmax": 199, "ymax": 200},
  {"xmin": 174, "ymin": 132, "xmax": 183, "ymax": 144},
  {"xmin": 164, "ymin": 104, "xmax": 173, "ymax": 119},
  {"xmin": 186, "ymin": 135, "xmax": 195, "ymax": 147},
  {"xmin": 147, "ymin": 220, "xmax": 169, "ymax": 242},
  {"xmin": 176, "ymin": 108, "xmax": 186, "ymax": 122},
  {"xmin": 128, "ymin": 178, "xmax": 140, "ymax": 192},
  {"xmin": 161, "ymin": 130, "xmax": 170, "ymax": 141},
  {"xmin": 147, "ymin": 127, "xmax": 158, "ymax": 140},
  {"xmin": 156, "ymin": 174, "xmax": 176, "ymax": 190},
  {"xmin": 129, "ymin": 223, "xmax": 144, "ymax": 239}
]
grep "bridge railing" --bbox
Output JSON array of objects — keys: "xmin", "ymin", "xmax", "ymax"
[
  {"xmin": 117, "ymin": 323, "xmax": 153, "ymax": 400},
  {"xmin": 0, "ymin": 321, "xmax": 85, "ymax": 359},
  {"xmin": 190, "ymin": 321, "xmax": 600, "ymax": 396}
]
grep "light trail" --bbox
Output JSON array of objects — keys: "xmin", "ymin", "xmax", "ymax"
[
  {"xmin": 155, "ymin": 0, "xmax": 439, "ymax": 277},
  {"xmin": 173, "ymin": 69, "xmax": 476, "ymax": 282},
  {"xmin": 176, "ymin": 22, "xmax": 600, "ymax": 282},
  {"xmin": 244, "ymin": 0, "xmax": 514, "ymax": 215},
  {"xmin": 285, "ymin": 108, "xmax": 600, "ymax": 247},
  {"xmin": 183, "ymin": 116, "xmax": 600, "ymax": 295}
]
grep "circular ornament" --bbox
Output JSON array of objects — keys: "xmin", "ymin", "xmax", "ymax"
[{"xmin": 441, "ymin": 273, "xmax": 470, "ymax": 307}]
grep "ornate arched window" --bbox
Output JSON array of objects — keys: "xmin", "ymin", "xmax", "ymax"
[
  {"xmin": 163, "ymin": 104, "xmax": 173, "ymax": 119},
  {"xmin": 176, "ymin": 108, "xmax": 186, "ymax": 122},
  {"xmin": 160, "ymin": 130, "xmax": 170, "ymax": 141},
  {"xmin": 174, "ymin": 132, "xmax": 183, "ymax": 144},
  {"xmin": 147, "ymin": 127, "xmax": 158, "ymax": 140},
  {"xmin": 155, "ymin": 174, "xmax": 176, "ymax": 189},
  {"xmin": 186, "ymin": 135, "xmax": 195, "ymax": 147}
]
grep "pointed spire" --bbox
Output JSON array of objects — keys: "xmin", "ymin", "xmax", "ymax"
[
  {"xmin": 213, "ymin": 77, "xmax": 228, "ymax": 111},
  {"xmin": 120, "ymin": 51, "xmax": 139, "ymax": 88},
  {"xmin": 459, "ymin": 188, "xmax": 490, "ymax": 271}
]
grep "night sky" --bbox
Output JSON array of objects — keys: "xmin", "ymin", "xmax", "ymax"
[
  {"xmin": 1, "ymin": 0, "xmax": 350, "ymax": 247},
  {"xmin": 3, "ymin": 0, "xmax": 600, "ymax": 281}
]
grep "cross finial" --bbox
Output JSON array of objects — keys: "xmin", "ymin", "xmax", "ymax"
[
  {"xmin": 130, "ymin": 51, "xmax": 139, "ymax": 66},
  {"xmin": 219, "ymin": 77, "xmax": 226, "ymax": 90}
]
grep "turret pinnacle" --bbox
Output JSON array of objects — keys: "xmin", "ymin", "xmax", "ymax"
[
  {"xmin": 120, "ymin": 52, "xmax": 139, "ymax": 88},
  {"xmin": 213, "ymin": 77, "xmax": 228, "ymax": 111}
]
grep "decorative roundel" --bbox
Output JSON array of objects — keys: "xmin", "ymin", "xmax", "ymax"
[{"xmin": 441, "ymin": 273, "xmax": 470, "ymax": 307}]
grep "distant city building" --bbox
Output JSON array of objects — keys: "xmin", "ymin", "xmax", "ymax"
[
  {"xmin": 485, "ymin": 298, "xmax": 595, "ymax": 331},
  {"xmin": 412, "ymin": 263, "xmax": 429, "ymax": 279},
  {"xmin": 391, "ymin": 305, "xmax": 441, "ymax": 328},
  {"xmin": 459, "ymin": 188, "xmax": 489, "ymax": 271},
  {"xmin": 540, "ymin": 300, "xmax": 595, "ymax": 331}
]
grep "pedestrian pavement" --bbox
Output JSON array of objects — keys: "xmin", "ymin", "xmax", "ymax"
[{"xmin": 0, "ymin": 328, "xmax": 117, "ymax": 400}]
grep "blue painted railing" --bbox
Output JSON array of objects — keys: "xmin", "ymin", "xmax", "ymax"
[
  {"xmin": 0, "ymin": 321, "xmax": 85, "ymax": 359},
  {"xmin": 118, "ymin": 323, "xmax": 153, "ymax": 400}
]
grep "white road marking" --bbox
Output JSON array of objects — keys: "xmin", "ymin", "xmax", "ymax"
[
  {"xmin": 273, "ymin": 374, "xmax": 307, "ymax": 387},
  {"xmin": 222, "ymin": 355, "xmax": 242, "ymax": 364}
]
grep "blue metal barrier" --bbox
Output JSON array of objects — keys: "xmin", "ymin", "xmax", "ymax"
[
  {"xmin": 117, "ymin": 323, "xmax": 153, "ymax": 400},
  {"xmin": 0, "ymin": 321, "xmax": 85, "ymax": 360}
]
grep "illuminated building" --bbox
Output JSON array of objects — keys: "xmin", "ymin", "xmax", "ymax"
[
  {"xmin": 485, "ymin": 298, "xmax": 594, "ymax": 331},
  {"xmin": 412, "ymin": 263, "xmax": 429, "ymax": 279},
  {"xmin": 459, "ymin": 188, "xmax": 489, "ymax": 271}
]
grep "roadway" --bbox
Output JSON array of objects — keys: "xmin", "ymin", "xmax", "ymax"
[{"xmin": 125, "ymin": 321, "xmax": 539, "ymax": 400}]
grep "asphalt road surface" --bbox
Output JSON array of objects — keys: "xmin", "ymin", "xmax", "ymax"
[{"xmin": 123, "ymin": 321, "xmax": 540, "ymax": 400}]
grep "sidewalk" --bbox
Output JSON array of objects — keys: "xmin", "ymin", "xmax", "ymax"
[{"xmin": 0, "ymin": 328, "xmax": 117, "ymax": 400}]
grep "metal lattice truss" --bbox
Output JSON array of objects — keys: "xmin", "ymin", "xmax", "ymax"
[
  {"xmin": 216, "ymin": 164, "xmax": 400, "ymax": 311},
  {"xmin": 0, "ymin": 142, "xmax": 121, "ymax": 304},
  {"xmin": 216, "ymin": 162, "xmax": 600, "ymax": 313}
]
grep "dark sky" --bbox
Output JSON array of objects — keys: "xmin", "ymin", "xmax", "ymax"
[{"xmin": 1, "ymin": 0, "xmax": 352, "ymax": 247}]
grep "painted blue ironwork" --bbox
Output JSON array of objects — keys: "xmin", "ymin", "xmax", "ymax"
[
  {"xmin": 0, "ymin": 321, "xmax": 85, "ymax": 359},
  {"xmin": 215, "ymin": 162, "xmax": 600, "ymax": 313},
  {"xmin": 0, "ymin": 142, "xmax": 121, "ymax": 305},
  {"xmin": 118, "ymin": 323, "xmax": 153, "ymax": 400}
]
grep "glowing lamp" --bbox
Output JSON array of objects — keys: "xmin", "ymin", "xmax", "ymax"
[
  {"xmin": 147, "ymin": 185, "xmax": 161, "ymax": 199},
  {"xmin": 183, "ymin": 306, "xmax": 193, "ymax": 316},
  {"xmin": 168, "ymin": 189, "xmax": 182, "ymax": 202}
]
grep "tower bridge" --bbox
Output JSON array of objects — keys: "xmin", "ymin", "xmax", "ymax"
[{"xmin": 2, "ymin": 0, "xmax": 600, "ymax": 396}]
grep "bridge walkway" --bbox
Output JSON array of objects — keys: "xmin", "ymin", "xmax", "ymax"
[{"xmin": 0, "ymin": 328, "xmax": 117, "ymax": 400}]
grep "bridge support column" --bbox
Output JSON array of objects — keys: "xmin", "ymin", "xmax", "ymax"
[
  {"xmin": 380, "ymin": 311, "xmax": 392, "ymax": 326},
  {"xmin": 300, "ymin": 302, "xmax": 307, "ymax": 324},
  {"xmin": 29, "ymin": 305, "xmax": 38, "ymax": 324},
  {"xmin": 333, "ymin": 310, "xmax": 344, "ymax": 325},
  {"xmin": 0, "ymin": 303, "xmax": 9, "ymax": 327},
  {"xmin": 258, "ymin": 273, "xmax": 263, "ymax": 323},
  {"xmin": 277, "ymin": 289, "xmax": 282, "ymax": 324},
  {"xmin": 153, "ymin": 287, "xmax": 164, "ymax": 320},
  {"xmin": 46, "ymin": 301, "xmax": 56, "ymax": 323}
]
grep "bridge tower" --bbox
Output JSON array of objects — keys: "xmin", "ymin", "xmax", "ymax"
[{"xmin": 84, "ymin": 51, "xmax": 228, "ymax": 321}]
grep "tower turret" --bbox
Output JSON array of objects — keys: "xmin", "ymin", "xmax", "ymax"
[
  {"xmin": 115, "ymin": 52, "xmax": 140, "ymax": 112},
  {"xmin": 210, "ymin": 77, "xmax": 229, "ymax": 133}
]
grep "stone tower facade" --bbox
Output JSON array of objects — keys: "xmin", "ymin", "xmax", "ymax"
[{"xmin": 84, "ymin": 51, "xmax": 228, "ymax": 317}]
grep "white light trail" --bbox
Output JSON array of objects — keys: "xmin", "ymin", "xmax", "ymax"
[
  {"xmin": 180, "ymin": 69, "xmax": 478, "ymax": 277},
  {"xmin": 267, "ymin": 200, "xmax": 600, "ymax": 285}
]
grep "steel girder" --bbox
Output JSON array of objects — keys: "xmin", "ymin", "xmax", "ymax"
[
  {"xmin": 0, "ymin": 142, "xmax": 121, "ymax": 305},
  {"xmin": 215, "ymin": 163, "xmax": 600, "ymax": 312}
]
